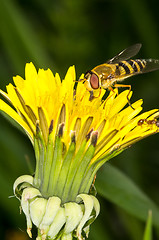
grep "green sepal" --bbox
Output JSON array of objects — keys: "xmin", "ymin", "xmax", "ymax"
[
  {"xmin": 33, "ymin": 135, "xmax": 40, "ymax": 186},
  {"xmin": 34, "ymin": 128, "xmax": 46, "ymax": 188},
  {"xmin": 69, "ymin": 143, "xmax": 96, "ymax": 201},
  {"xmin": 63, "ymin": 202, "xmax": 83, "ymax": 234},
  {"xmin": 55, "ymin": 141, "xmax": 76, "ymax": 198},
  {"xmin": 83, "ymin": 195, "xmax": 100, "ymax": 228},
  {"xmin": 21, "ymin": 187, "xmax": 41, "ymax": 238},
  {"xmin": 13, "ymin": 175, "xmax": 34, "ymax": 200},
  {"xmin": 61, "ymin": 233, "xmax": 72, "ymax": 240},
  {"xmin": 76, "ymin": 194, "xmax": 100, "ymax": 240},
  {"xmin": 47, "ymin": 135, "xmax": 63, "ymax": 197},
  {"xmin": 47, "ymin": 207, "xmax": 66, "ymax": 239},
  {"xmin": 80, "ymin": 148, "xmax": 123, "ymax": 193},
  {"xmin": 61, "ymin": 140, "xmax": 87, "ymax": 203},
  {"xmin": 30, "ymin": 197, "xmax": 48, "ymax": 227},
  {"xmin": 40, "ymin": 131, "xmax": 54, "ymax": 197},
  {"xmin": 89, "ymin": 184, "xmax": 97, "ymax": 196},
  {"xmin": 39, "ymin": 196, "xmax": 61, "ymax": 236}
]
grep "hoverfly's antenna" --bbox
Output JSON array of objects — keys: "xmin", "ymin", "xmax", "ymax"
[{"xmin": 79, "ymin": 78, "xmax": 86, "ymax": 83}]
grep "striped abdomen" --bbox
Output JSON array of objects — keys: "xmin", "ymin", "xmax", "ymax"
[{"xmin": 115, "ymin": 59, "xmax": 146, "ymax": 76}]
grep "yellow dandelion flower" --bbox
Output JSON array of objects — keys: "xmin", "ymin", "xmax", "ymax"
[{"xmin": 1, "ymin": 62, "xmax": 159, "ymax": 240}]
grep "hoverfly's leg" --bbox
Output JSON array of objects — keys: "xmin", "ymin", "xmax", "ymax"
[
  {"xmin": 108, "ymin": 86, "xmax": 117, "ymax": 95},
  {"xmin": 89, "ymin": 88, "xmax": 101, "ymax": 101},
  {"xmin": 96, "ymin": 88, "xmax": 101, "ymax": 98},
  {"xmin": 89, "ymin": 91, "xmax": 94, "ymax": 101},
  {"xmin": 106, "ymin": 86, "xmax": 118, "ymax": 99},
  {"xmin": 114, "ymin": 84, "xmax": 135, "ymax": 110},
  {"xmin": 102, "ymin": 87, "xmax": 116, "ymax": 109}
]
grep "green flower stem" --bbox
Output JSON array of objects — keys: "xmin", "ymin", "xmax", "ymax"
[
  {"xmin": 40, "ymin": 131, "xmax": 54, "ymax": 197},
  {"xmin": 61, "ymin": 140, "xmax": 87, "ymax": 203},
  {"xmin": 69, "ymin": 144, "xmax": 95, "ymax": 201},
  {"xmin": 47, "ymin": 135, "xmax": 63, "ymax": 197},
  {"xmin": 55, "ymin": 140, "xmax": 76, "ymax": 198}
]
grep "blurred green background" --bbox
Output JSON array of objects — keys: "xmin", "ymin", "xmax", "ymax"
[{"xmin": 0, "ymin": 0, "xmax": 159, "ymax": 239}]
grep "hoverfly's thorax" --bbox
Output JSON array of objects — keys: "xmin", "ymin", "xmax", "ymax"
[
  {"xmin": 93, "ymin": 64, "xmax": 114, "ymax": 78},
  {"xmin": 100, "ymin": 79, "xmax": 113, "ymax": 89}
]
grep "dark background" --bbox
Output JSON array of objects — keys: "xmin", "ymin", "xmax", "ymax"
[{"xmin": 0, "ymin": 0, "xmax": 159, "ymax": 239}]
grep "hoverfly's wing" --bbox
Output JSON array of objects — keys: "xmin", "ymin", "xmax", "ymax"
[
  {"xmin": 107, "ymin": 43, "xmax": 142, "ymax": 64},
  {"xmin": 140, "ymin": 59, "xmax": 159, "ymax": 74}
]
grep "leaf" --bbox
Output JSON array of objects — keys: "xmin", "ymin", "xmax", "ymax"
[
  {"xmin": 0, "ymin": 0, "xmax": 53, "ymax": 72},
  {"xmin": 0, "ymin": 110, "xmax": 26, "ymax": 134},
  {"xmin": 143, "ymin": 211, "xmax": 152, "ymax": 240},
  {"xmin": 96, "ymin": 164, "xmax": 159, "ymax": 227}
]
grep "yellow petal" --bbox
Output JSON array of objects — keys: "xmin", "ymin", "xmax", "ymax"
[{"xmin": 0, "ymin": 99, "xmax": 33, "ymax": 140}]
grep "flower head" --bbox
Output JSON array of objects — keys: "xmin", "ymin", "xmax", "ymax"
[{"xmin": 1, "ymin": 63, "xmax": 159, "ymax": 240}]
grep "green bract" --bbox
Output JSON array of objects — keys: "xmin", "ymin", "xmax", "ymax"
[{"xmin": 14, "ymin": 175, "xmax": 100, "ymax": 240}]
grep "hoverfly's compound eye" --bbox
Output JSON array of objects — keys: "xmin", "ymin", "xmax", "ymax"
[{"xmin": 90, "ymin": 73, "xmax": 99, "ymax": 89}]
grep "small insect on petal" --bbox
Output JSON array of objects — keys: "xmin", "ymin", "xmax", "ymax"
[{"xmin": 156, "ymin": 120, "xmax": 159, "ymax": 127}]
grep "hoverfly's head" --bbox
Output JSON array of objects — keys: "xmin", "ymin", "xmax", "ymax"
[{"xmin": 79, "ymin": 70, "xmax": 100, "ymax": 91}]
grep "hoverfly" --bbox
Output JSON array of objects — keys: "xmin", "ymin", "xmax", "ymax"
[{"xmin": 80, "ymin": 43, "xmax": 159, "ymax": 107}]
